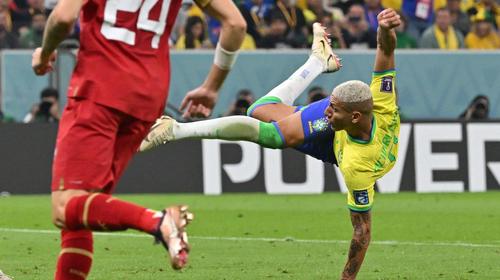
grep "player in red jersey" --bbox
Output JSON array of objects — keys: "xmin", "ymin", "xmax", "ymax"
[{"xmin": 31, "ymin": 0, "xmax": 246, "ymax": 277}]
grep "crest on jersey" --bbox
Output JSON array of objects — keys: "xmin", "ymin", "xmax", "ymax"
[
  {"xmin": 311, "ymin": 117, "xmax": 329, "ymax": 133},
  {"xmin": 353, "ymin": 190, "xmax": 369, "ymax": 205},
  {"xmin": 380, "ymin": 76, "xmax": 393, "ymax": 93}
]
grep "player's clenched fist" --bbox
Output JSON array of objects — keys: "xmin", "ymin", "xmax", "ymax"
[
  {"xmin": 32, "ymin": 48, "xmax": 57, "ymax": 76},
  {"xmin": 377, "ymin": 8, "xmax": 401, "ymax": 30}
]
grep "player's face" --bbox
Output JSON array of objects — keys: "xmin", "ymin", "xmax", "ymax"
[{"xmin": 325, "ymin": 95, "xmax": 350, "ymax": 131}]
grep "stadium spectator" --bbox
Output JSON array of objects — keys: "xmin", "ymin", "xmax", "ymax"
[
  {"xmin": 302, "ymin": 0, "xmax": 329, "ymax": 24},
  {"xmin": 260, "ymin": 12, "xmax": 294, "ymax": 48},
  {"xmin": 306, "ymin": 86, "xmax": 327, "ymax": 104},
  {"xmin": 266, "ymin": 0, "xmax": 309, "ymax": 48},
  {"xmin": 465, "ymin": 11, "xmax": 500, "ymax": 49},
  {"xmin": 471, "ymin": 0, "xmax": 500, "ymax": 29},
  {"xmin": 364, "ymin": 0, "xmax": 384, "ymax": 31},
  {"xmin": 238, "ymin": 0, "xmax": 273, "ymax": 47},
  {"xmin": 331, "ymin": 0, "xmax": 364, "ymax": 15},
  {"xmin": 19, "ymin": 10, "xmax": 45, "ymax": 48},
  {"xmin": 396, "ymin": 14, "xmax": 417, "ymax": 48},
  {"xmin": 343, "ymin": 4, "xmax": 377, "ymax": 49},
  {"xmin": 0, "ymin": 11, "xmax": 18, "ymax": 48},
  {"xmin": 224, "ymin": 89, "xmax": 255, "ymax": 116},
  {"xmin": 204, "ymin": 14, "xmax": 257, "ymax": 50},
  {"xmin": 319, "ymin": 14, "xmax": 347, "ymax": 48},
  {"xmin": 175, "ymin": 16, "xmax": 211, "ymax": 49},
  {"xmin": 447, "ymin": 0, "xmax": 470, "ymax": 36},
  {"xmin": 401, "ymin": 0, "xmax": 435, "ymax": 39},
  {"xmin": 10, "ymin": 0, "xmax": 45, "ymax": 35},
  {"xmin": 459, "ymin": 95, "xmax": 490, "ymax": 120},
  {"xmin": 23, "ymin": 87, "xmax": 60, "ymax": 123},
  {"xmin": 419, "ymin": 8, "xmax": 465, "ymax": 49}
]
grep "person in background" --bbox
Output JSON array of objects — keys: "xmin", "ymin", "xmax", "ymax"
[
  {"xmin": 302, "ymin": 0, "xmax": 329, "ymax": 24},
  {"xmin": 19, "ymin": 10, "xmax": 46, "ymax": 48},
  {"xmin": 306, "ymin": 86, "xmax": 327, "ymax": 104},
  {"xmin": 419, "ymin": 8, "xmax": 465, "ymax": 49},
  {"xmin": 459, "ymin": 95, "xmax": 489, "ymax": 120},
  {"xmin": 471, "ymin": 0, "xmax": 500, "ymax": 29},
  {"xmin": 11, "ymin": 0, "xmax": 45, "ymax": 35},
  {"xmin": 0, "ymin": 11, "xmax": 18, "ymax": 48},
  {"xmin": 447, "ymin": 0, "xmax": 470, "ymax": 36},
  {"xmin": 396, "ymin": 14, "xmax": 417, "ymax": 48},
  {"xmin": 364, "ymin": 0, "xmax": 384, "ymax": 31},
  {"xmin": 260, "ymin": 12, "xmax": 294, "ymax": 48},
  {"xmin": 343, "ymin": 4, "xmax": 377, "ymax": 49},
  {"xmin": 267, "ymin": 0, "xmax": 309, "ymax": 48},
  {"xmin": 319, "ymin": 13, "xmax": 347, "ymax": 48},
  {"xmin": 465, "ymin": 9, "xmax": 500, "ymax": 49},
  {"xmin": 238, "ymin": 0, "xmax": 272, "ymax": 47},
  {"xmin": 225, "ymin": 89, "xmax": 256, "ymax": 116},
  {"xmin": 401, "ymin": 0, "xmax": 435, "ymax": 40},
  {"xmin": 24, "ymin": 87, "xmax": 60, "ymax": 123},
  {"xmin": 175, "ymin": 16, "xmax": 212, "ymax": 49}
]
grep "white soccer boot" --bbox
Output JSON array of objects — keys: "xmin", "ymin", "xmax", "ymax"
[
  {"xmin": 139, "ymin": 116, "xmax": 176, "ymax": 152},
  {"xmin": 311, "ymin": 22, "xmax": 342, "ymax": 73},
  {"xmin": 154, "ymin": 205, "xmax": 194, "ymax": 270},
  {"xmin": 0, "ymin": 270, "xmax": 12, "ymax": 280}
]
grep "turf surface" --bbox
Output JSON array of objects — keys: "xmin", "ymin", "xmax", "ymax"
[{"xmin": 1, "ymin": 192, "xmax": 499, "ymax": 279}]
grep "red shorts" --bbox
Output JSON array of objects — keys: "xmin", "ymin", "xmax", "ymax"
[{"xmin": 51, "ymin": 98, "xmax": 154, "ymax": 193}]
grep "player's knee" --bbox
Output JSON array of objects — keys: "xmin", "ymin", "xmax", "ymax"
[
  {"xmin": 51, "ymin": 197, "xmax": 66, "ymax": 228},
  {"xmin": 51, "ymin": 190, "xmax": 89, "ymax": 228}
]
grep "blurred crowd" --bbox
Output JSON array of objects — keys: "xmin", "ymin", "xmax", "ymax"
[{"xmin": 0, "ymin": 0, "xmax": 499, "ymax": 50}]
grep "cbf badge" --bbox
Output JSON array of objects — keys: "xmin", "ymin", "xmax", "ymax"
[
  {"xmin": 311, "ymin": 117, "xmax": 329, "ymax": 132},
  {"xmin": 353, "ymin": 190, "xmax": 369, "ymax": 205},
  {"xmin": 380, "ymin": 76, "xmax": 393, "ymax": 93}
]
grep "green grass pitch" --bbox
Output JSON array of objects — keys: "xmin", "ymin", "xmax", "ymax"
[{"xmin": 1, "ymin": 192, "xmax": 499, "ymax": 279}]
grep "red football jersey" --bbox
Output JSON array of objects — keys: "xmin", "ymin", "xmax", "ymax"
[{"xmin": 67, "ymin": 0, "xmax": 182, "ymax": 121}]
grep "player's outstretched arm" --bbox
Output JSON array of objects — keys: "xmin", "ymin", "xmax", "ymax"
[
  {"xmin": 373, "ymin": 8, "xmax": 400, "ymax": 73},
  {"xmin": 341, "ymin": 211, "xmax": 371, "ymax": 280},
  {"xmin": 180, "ymin": 0, "xmax": 247, "ymax": 119},
  {"xmin": 32, "ymin": 0, "xmax": 83, "ymax": 75}
]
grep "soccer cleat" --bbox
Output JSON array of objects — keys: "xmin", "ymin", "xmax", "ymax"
[
  {"xmin": 311, "ymin": 22, "xmax": 342, "ymax": 73},
  {"xmin": 0, "ymin": 270, "xmax": 12, "ymax": 280},
  {"xmin": 139, "ymin": 116, "xmax": 176, "ymax": 152},
  {"xmin": 154, "ymin": 205, "xmax": 194, "ymax": 270}
]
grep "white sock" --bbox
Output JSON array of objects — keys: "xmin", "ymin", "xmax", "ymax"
[
  {"xmin": 173, "ymin": 116, "xmax": 260, "ymax": 142},
  {"xmin": 265, "ymin": 56, "xmax": 324, "ymax": 105}
]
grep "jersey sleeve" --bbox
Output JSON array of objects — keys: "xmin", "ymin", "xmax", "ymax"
[
  {"xmin": 342, "ymin": 166, "xmax": 376, "ymax": 212},
  {"xmin": 370, "ymin": 69, "xmax": 397, "ymax": 115}
]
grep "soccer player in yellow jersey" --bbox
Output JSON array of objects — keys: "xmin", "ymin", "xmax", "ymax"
[{"xmin": 141, "ymin": 8, "xmax": 401, "ymax": 279}]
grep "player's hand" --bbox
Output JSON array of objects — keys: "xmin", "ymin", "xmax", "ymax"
[
  {"xmin": 180, "ymin": 86, "xmax": 218, "ymax": 119},
  {"xmin": 32, "ymin": 48, "xmax": 57, "ymax": 76},
  {"xmin": 377, "ymin": 8, "xmax": 401, "ymax": 30}
]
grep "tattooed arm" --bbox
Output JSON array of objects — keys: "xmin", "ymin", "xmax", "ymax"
[{"xmin": 341, "ymin": 211, "xmax": 371, "ymax": 280}]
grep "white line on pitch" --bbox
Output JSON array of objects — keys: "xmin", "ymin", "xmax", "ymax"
[{"xmin": 1, "ymin": 227, "xmax": 499, "ymax": 248}]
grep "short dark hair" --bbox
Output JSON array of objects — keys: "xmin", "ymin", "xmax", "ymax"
[
  {"xmin": 237, "ymin": 89, "xmax": 253, "ymax": 98},
  {"xmin": 40, "ymin": 87, "xmax": 59, "ymax": 100},
  {"xmin": 308, "ymin": 86, "xmax": 325, "ymax": 95}
]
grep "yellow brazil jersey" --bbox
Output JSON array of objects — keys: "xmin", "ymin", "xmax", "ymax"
[{"xmin": 334, "ymin": 70, "xmax": 400, "ymax": 212}]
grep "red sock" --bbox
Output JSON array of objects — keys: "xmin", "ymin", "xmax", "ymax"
[
  {"xmin": 64, "ymin": 194, "xmax": 161, "ymax": 234},
  {"xmin": 55, "ymin": 229, "xmax": 93, "ymax": 280}
]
